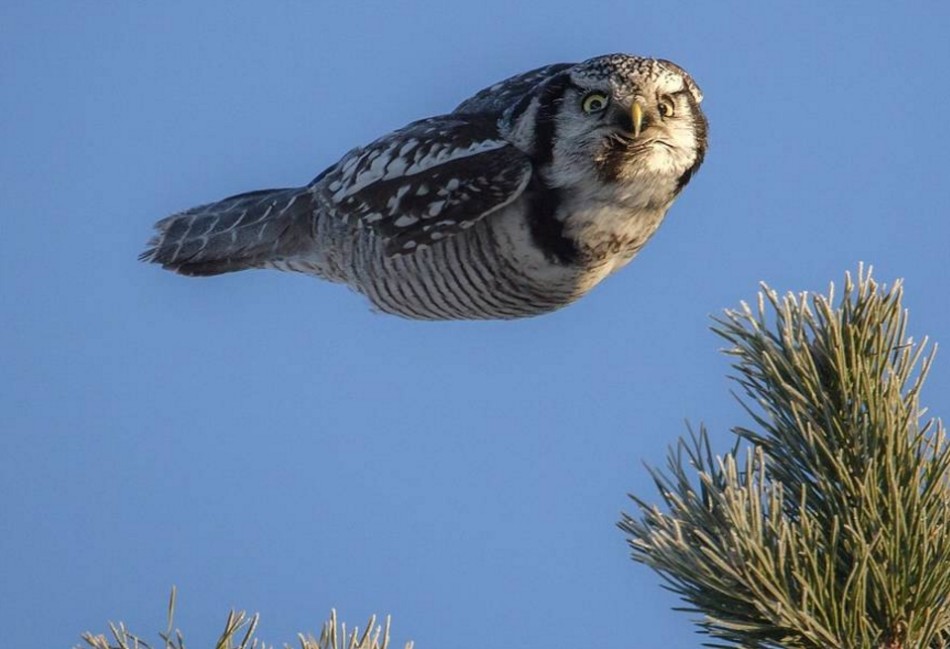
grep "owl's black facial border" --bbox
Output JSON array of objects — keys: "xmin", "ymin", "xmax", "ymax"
[
  {"xmin": 530, "ymin": 73, "xmax": 574, "ymax": 167},
  {"xmin": 673, "ymin": 104, "xmax": 708, "ymax": 195}
]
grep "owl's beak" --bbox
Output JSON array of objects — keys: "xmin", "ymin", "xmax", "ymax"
[{"xmin": 631, "ymin": 102, "xmax": 645, "ymax": 138}]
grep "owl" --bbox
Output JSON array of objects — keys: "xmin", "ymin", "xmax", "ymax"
[{"xmin": 142, "ymin": 54, "xmax": 707, "ymax": 320}]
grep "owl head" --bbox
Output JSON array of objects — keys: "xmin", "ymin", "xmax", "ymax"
[{"xmin": 505, "ymin": 53, "xmax": 708, "ymax": 194}]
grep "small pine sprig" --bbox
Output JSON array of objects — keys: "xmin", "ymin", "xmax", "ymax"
[
  {"xmin": 78, "ymin": 588, "xmax": 412, "ymax": 649},
  {"xmin": 620, "ymin": 266, "xmax": 950, "ymax": 649}
]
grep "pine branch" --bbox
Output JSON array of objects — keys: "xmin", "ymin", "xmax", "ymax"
[{"xmin": 620, "ymin": 266, "xmax": 950, "ymax": 649}]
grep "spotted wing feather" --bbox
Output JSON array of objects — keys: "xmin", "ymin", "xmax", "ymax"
[
  {"xmin": 453, "ymin": 63, "xmax": 572, "ymax": 115},
  {"xmin": 316, "ymin": 115, "xmax": 532, "ymax": 255}
]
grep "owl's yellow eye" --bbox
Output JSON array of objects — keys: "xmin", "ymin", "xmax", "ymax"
[
  {"xmin": 658, "ymin": 95, "xmax": 676, "ymax": 118},
  {"xmin": 581, "ymin": 92, "xmax": 609, "ymax": 114}
]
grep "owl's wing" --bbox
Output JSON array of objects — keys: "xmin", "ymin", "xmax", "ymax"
[
  {"xmin": 315, "ymin": 115, "xmax": 532, "ymax": 256},
  {"xmin": 453, "ymin": 63, "xmax": 574, "ymax": 115}
]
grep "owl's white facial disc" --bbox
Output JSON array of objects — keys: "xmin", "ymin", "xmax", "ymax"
[{"xmin": 537, "ymin": 54, "xmax": 708, "ymax": 193}]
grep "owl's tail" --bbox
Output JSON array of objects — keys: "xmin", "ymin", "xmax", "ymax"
[{"xmin": 140, "ymin": 187, "xmax": 315, "ymax": 276}]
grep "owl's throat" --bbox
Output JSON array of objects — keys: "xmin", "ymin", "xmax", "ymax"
[{"xmin": 523, "ymin": 173, "xmax": 674, "ymax": 268}]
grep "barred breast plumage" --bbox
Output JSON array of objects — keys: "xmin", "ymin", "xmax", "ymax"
[{"xmin": 141, "ymin": 53, "xmax": 708, "ymax": 320}]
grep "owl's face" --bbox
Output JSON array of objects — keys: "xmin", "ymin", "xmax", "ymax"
[{"xmin": 510, "ymin": 54, "xmax": 707, "ymax": 193}]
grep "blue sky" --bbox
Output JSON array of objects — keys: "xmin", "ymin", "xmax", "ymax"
[{"xmin": 2, "ymin": 3, "xmax": 949, "ymax": 648}]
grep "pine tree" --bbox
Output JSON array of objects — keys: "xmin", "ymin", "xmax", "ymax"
[{"xmin": 620, "ymin": 267, "xmax": 950, "ymax": 648}]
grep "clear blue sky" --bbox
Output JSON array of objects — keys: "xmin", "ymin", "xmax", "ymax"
[{"xmin": 2, "ymin": 3, "xmax": 949, "ymax": 648}]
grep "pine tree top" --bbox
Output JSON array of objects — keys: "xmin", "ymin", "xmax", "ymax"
[{"xmin": 621, "ymin": 266, "xmax": 950, "ymax": 649}]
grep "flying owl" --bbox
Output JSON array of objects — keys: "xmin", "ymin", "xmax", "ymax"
[{"xmin": 141, "ymin": 54, "xmax": 708, "ymax": 320}]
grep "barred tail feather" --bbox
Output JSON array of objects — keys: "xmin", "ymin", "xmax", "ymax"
[{"xmin": 140, "ymin": 187, "xmax": 314, "ymax": 276}]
